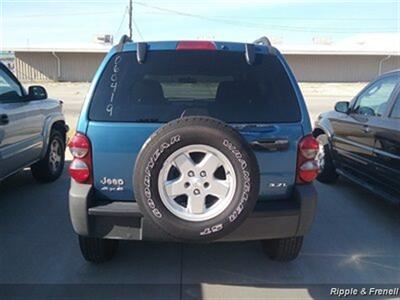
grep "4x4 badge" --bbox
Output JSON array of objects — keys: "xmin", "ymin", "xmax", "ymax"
[{"xmin": 269, "ymin": 182, "xmax": 287, "ymax": 188}]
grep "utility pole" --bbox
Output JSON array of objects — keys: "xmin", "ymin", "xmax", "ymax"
[{"xmin": 129, "ymin": 0, "xmax": 133, "ymax": 40}]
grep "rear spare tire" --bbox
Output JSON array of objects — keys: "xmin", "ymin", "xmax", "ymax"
[{"xmin": 134, "ymin": 117, "xmax": 260, "ymax": 242}]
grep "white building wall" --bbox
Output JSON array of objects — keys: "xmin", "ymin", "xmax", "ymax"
[
  {"xmin": 15, "ymin": 52, "xmax": 105, "ymax": 82},
  {"xmin": 285, "ymin": 54, "xmax": 400, "ymax": 82},
  {"xmin": 14, "ymin": 51, "xmax": 400, "ymax": 82}
]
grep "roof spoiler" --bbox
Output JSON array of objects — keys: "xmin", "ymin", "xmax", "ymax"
[
  {"xmin": 115, "ymin": 35, "xmax": 132, "ymax": 52},
  {"xmin": 245, "ymin": 44, "xmax": 256, "ymax": 65},
  {"xmin": 136, "ymin": 42, "xmax": 148, "ymax": 64},
  {"xmin": 245, "ymin": 36, "xmax": 272, "ymax": 65},
  {"xmin": 115, "ymin": 35, "xmax": 148, "ymax": 64},
  {"xmin": 253, "ymin": 36, "xmax": 272, "ymax": 47}
]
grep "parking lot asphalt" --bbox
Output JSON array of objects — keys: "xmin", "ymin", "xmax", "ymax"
[
  {"xmin": 1, "ymin": 164, "xmax": 399, "ymax": 299},
  {"xmin": 1, "ymin": 82, "xmax": 399, "ymax": 299}
]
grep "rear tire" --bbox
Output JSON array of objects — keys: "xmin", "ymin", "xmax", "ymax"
[
  {"xmin": 316, "ymin": 134, "xmax": 338, "ymax": 183},
  {"xmin": 31, "ymin": 130, "xmax": 65, "ymax": 182},
  {"xmin": 262, "ymin": 236, "xmax": 303, "ymax": 262},
  {"xmin": 78, "ymin": 236, "xmax": 119, "ymax": 263}
]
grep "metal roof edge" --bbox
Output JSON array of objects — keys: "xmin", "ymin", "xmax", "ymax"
[
  {"xmin": 4, "ymin": 43, "xmax": 400, "ymax": 57},
  {"xmin": 281, "ymin": 50, "xmax": 400, "ymax": 56}
]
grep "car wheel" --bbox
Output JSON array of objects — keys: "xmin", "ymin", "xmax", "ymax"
[
  {"xmin": 262, "ymin": 236, "xmax": 303, "ymax": 262},
  {"xmin": 134, "ymin": 116, "xmax": 260, "ymax": 242},
  {"xmin": 31, "ymin": 130, "xmax": 65, "ymax": 182},
  {"xmin": 78, "ymin": 236, "xmax": 119, "ymax": 263},
  {"xmin": 315, "ymin": 134, "xmax": 338, "ymax": 183}
]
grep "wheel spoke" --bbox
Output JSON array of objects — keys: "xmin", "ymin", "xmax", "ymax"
[
  {"xmin": 187, "ymin": 194, "xmax": 206, "ymax": 214},
  {"xmin": 165, "ymin": 178, "xmax": 187, "ymax": 198},
  {"xmin": 199, "ymin": 153, "xmax": 222, "ymax": 176},
  {"xmin": 317, "ymin": 142, "xmax": 325, "ymax": 170},
  {"xmin": 51, "ymin": 141, "xmax": 58, "ymax": 153},
  {"xmin": 173, "ymin": 153, "xmax": 196, "ymax": 175},
  {"xmin": 157, "ymin": 144, "xmax": 237, "ymax": 222},
  {"xmin": 208, "ymin": 179, "xmax": 230, "ymax": 199}
]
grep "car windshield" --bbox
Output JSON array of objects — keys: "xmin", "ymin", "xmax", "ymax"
[{"xmin": 89, "ymin": 50, "xmax": 301, "ymax": 123}]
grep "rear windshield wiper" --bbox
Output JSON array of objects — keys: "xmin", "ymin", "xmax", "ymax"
[{"xmin": 134, "ymin": 118, "xmax": 160, "ymax": 123}]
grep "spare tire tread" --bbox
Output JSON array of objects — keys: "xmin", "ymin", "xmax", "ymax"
[
  {"xmin": 134, "ymin": 116, "xmax": 260, "ymax": 242},
  {"xmin": 147, "ymin": 116, "xmax": 240, "ymax": 145}
]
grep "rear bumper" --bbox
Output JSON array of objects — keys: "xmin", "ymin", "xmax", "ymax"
[{"xmin": 69, "ymin": 180, "xmax": 317, "ymax": 242}]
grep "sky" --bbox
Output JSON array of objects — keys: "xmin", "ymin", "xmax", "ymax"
[{"xmin": 0, "ymin": 0, "xmax": 399, "ymax": 48}]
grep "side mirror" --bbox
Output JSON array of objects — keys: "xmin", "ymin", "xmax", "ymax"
[
  {"xmin": 334, "ymin": 101, "xmax": 350, "ymax": 114},
  {"xmin": 28, "ymin": 85, "xmax": 47, "ymax": 100}
]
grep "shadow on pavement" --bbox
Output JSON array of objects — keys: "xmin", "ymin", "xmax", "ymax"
[{"xmin": 0, "ymin": 168, "xmax": 399, "ymax": 300}]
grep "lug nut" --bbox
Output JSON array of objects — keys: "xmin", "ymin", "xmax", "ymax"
[
  {"xmin": 188, "ymin": 171, "xmax": 195, "ymax": 177},
  {"xmin": 193, "ymin": 189, "xmax": 200, "ymax": 195},
  {"xmin": 200, "ymin": 171, "xmax": 207, "ymax": 177}
]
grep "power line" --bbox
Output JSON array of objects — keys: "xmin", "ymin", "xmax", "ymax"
[
  {"xmin": 141, "ymin": 11, "xmax": 397, "ymax": 21},
  {"xmin": 216, "ymin": 17, "xmax": 398, "ymax": 21},
  {"xmin": 115, "ymin": 6, "xmax": 128, "ymax": 37},
  {"xmin": 8, "ymin": 10, "xmax": 397, "ymax": 22},
  {"xmin": 8, "ymin": 11, "xmax": 122, "ymax": 18},
  {"xmin": 132, "ymin": 18, "xmax": 144, "ymax": 41},
  {"xmin": 134, "ymin": 2, "xmax": 397, "ymax": 33}
]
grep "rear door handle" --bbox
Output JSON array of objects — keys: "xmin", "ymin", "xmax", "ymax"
[
  {"xmin": 0, "ymin": 114, "xmax": 9, "ymax": 125},
  {"xmin": 251, "ymin": 139, "xmax": 289, "ymax": 151}
]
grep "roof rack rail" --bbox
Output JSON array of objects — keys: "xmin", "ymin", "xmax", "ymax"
[
  {"xmin": 115, "ymin": 34, "xmax": 132, "ymax": 52},
  {"xmin": 253, "ymin": 36, "xmax": 272, "ymax": 47}
]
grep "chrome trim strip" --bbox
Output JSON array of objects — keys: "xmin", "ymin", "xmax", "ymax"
[
  {"xmin": 0, "ymin": 139, "xmax": 43, "ymax": 160},
  {"xmin": 333, "ymin": 136, "xmax": 374, "ymax": 152},
  {"xmin": 373, "ymin": 147, "xmax": 400, "ymax": 160}
]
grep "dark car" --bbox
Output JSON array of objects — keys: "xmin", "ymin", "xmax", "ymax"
[{"xmin": 314, "ymin": 70, "xmax": 400, "ymax": 203}]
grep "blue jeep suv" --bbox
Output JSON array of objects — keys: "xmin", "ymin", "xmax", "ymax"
[{"xmin": 68, "ymin": 36, "xmax": 318, "ymax": 263}]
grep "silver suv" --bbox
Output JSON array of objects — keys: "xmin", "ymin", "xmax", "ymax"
[{"xmin": 0, "ymin": 62, "xmax": 67, "ymax": 182}]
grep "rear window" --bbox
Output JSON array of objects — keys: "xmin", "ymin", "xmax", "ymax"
[{"xmin": 89, "ymin": 50, "xmax": 301, "ymax": 123}]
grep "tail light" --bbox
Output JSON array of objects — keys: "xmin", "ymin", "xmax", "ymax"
[
  {"xmin": 297, "ymin": 135, "xmax": 319, "ymax": 184},
  {"xmin": 68, "ymin": 133, "xmax": 92, "ymax": 184},
  {"xmin": 176, "ymin": 41, "xmax": 217, "ymax": 51}
]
